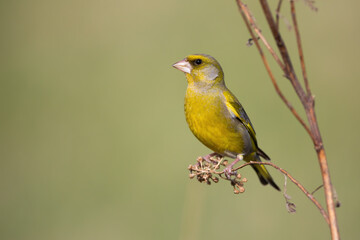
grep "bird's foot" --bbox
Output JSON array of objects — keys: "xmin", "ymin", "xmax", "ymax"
[
  {"xmin": 223, "ymin": 154, "xmax": 244, "ymax": 179},
  {"xmin": 201, "ymin": 152, "xmax": 222, "ymax": 164},
  {"xmin": 224, "ymin": 167, "xmax": 237, "ymax": 179}
]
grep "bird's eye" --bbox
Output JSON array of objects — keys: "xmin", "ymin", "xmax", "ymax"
[{"xmin": 194, "ymin": 59, "xmax": 202, "ymax": 65}]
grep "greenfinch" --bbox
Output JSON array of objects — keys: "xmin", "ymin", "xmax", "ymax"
[{"xmin": 173, "ymin": 54, "xmax": 280, "ymax": 191}]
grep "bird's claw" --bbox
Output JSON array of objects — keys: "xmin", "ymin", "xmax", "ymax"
[
  {"xmin": 202, "ymin": 153, "xmax": 222, "ymax": 165},
  {"xmin": 224, "ymin": 167, "xmax": 237, "ymax": 179}
]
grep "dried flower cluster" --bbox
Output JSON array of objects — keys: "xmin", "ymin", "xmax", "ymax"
[{"xmin": 187, "ymin": 156, "xmax": 248, "ymax": 194}]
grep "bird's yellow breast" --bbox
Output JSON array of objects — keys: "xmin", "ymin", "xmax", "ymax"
[{"xmin": 184, "ymin": 86, "xmax": 252, "ymax": 157}]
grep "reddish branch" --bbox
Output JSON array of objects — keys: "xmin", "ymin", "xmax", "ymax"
[
  {"xmin": 233, "ymin": 161, "xmax": 329, "ymax": 224},
  {"xmin": 235, "ymin": 0, "xmax": 340, "ymax": 239}
]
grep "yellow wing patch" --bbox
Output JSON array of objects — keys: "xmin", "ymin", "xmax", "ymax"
[{"xmin": 223, "ymin": 91, "xmax": 258, "ymax": 148}]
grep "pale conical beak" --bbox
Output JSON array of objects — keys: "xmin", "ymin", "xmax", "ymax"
[{"xmin": 172, "ymin": 59, "xmax": 192, "ymax": 74}]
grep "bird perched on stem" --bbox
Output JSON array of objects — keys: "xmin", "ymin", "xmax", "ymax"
[{"xmin": 173, "ymin": 54, "xmax": 280, "ymax": 191}]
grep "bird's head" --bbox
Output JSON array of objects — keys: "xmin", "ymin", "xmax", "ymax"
[{"xmin": 172, "ymin": 54, "xmax": 225, "ymax": 87}]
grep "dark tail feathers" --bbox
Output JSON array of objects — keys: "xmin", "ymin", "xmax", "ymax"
[
  {"xmin": 251, "ymin": 161, "xmax": 280, "ymax": 191},
  {"xmin": 257, "ymin": 147, "xmax": 270, "ymax": 161}
]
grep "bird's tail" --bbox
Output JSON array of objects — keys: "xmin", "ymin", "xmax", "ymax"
[{"xmin": 250, "ymin": 152, "xmax": 280, "ymax": 191}]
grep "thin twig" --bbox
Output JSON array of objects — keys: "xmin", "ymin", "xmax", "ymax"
[
  {"xmin": 275, "ymin": 0, "xmax": 283, "ymax": 31},
  {"xmin": 259, "ymin": 0, "xmax": 308, "ymax": 105},
  {"xmin": 291, "ymin": 0, "xmax": 311, "ymax": 95},
  {"xmin": 311, "ymin": 184, "xmax": 323, "ymax": 195}
]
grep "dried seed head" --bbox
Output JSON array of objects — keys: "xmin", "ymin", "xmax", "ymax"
[
  {"xmin": 238, "ymin": 187, "xmax": 245, "ymax": 193},
  {"xmin": 189, "ymin": 173, "xmax": 196, "ymax": 179},
  {"xmin": 237, "ymin": 182, "xmax": 244, "ymax": 187},
  {"xmin": 234, "ymin": 189, "xmax": 240, "ymax": 194},
  {"xmin": 236, "ymin": 173, "xmax": 242, "ymax": 179},
  {"xmin": 222, "ymin": 160, "xmax": 228, "ymax": 166},
  {"xmin": 242, "ymin": 177, "xmax": 247, "ymax": 182}
]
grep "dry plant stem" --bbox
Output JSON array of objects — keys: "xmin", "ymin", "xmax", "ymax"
[
  {"xmin": 316, "ymin": 146, "xmax": 339, "ymax": 239},
  {"xmin": 259, "ymin": 0, "xmax": 307, "ymax": 103},
  {"xmin": 275, "ymin": 0, "xmax": 283, "ymax": 30},
  {"xmin": 236, "ymin": 0, "xmax": 339, "ymax": 239},
  {"xmin": 231, "ymin": 161, "xmax": 330, "ymax": 224},
  {"xmin": 290, "ymin": 2, "xmax": 339, "ymax": 236},
  {"xmin": 236, "ymin": 1, "xmax": 313, "ymax": 138},
  {"xmin": 311, "ymin": 184, "xmax": 324, "ymax": 195},
  {"xmin": 290, "ymin": 1, "xmax": 311, "ymax": 95}
]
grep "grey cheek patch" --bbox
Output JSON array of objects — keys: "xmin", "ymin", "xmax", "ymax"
[{"xmin": 204, "ymin": 65, "xmax": 219, "ymax": 80}]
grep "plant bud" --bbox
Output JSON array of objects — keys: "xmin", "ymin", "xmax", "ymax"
[
  {"xmin": 189, "ymin": 173, "xmax": 196, "ymax": 179},
  {"xmin": 212, "ymin": 177, "xmax": 219, "ymax": 183}
]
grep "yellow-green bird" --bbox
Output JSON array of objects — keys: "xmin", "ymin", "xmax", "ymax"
[{"xmin": 173, "ymin": 54, "xmax": 280, "ymax": 191}]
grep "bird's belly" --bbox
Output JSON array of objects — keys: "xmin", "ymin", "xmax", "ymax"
[{"xmin": 185, "ymin": 94, "xmax": 253, "ymax": 158}]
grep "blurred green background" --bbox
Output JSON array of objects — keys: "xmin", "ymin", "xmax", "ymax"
[{"xmin": 0, "ymin": 0, "xmax": 359, "ymax": 239}]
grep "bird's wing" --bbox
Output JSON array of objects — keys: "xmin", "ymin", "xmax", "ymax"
[{"xmin": 223, "ymin": 90, "xmax": 258, "ymax": 147}]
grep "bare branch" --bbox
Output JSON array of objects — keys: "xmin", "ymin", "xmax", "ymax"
[
  {"xmin": 275, "ymin": 0, "xmax": 283, "ymax": 31},
  {"xmin": 236, "ymin": 0, "xmax": 314, "ymax": 139},
  {"xmin": 234, "ymin": 1, "xmax": 340, "ymax": 239},
  {"xmin": 259, "ymin": 0, "xmax": 309, "ymax": 107},
  {"xmin": 311, "ymin": 184, "xmax": 323, "ymax": 195},
  {"xmin": 291, "ymin": 0, "xmax": 311, "ymax": 95}
]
